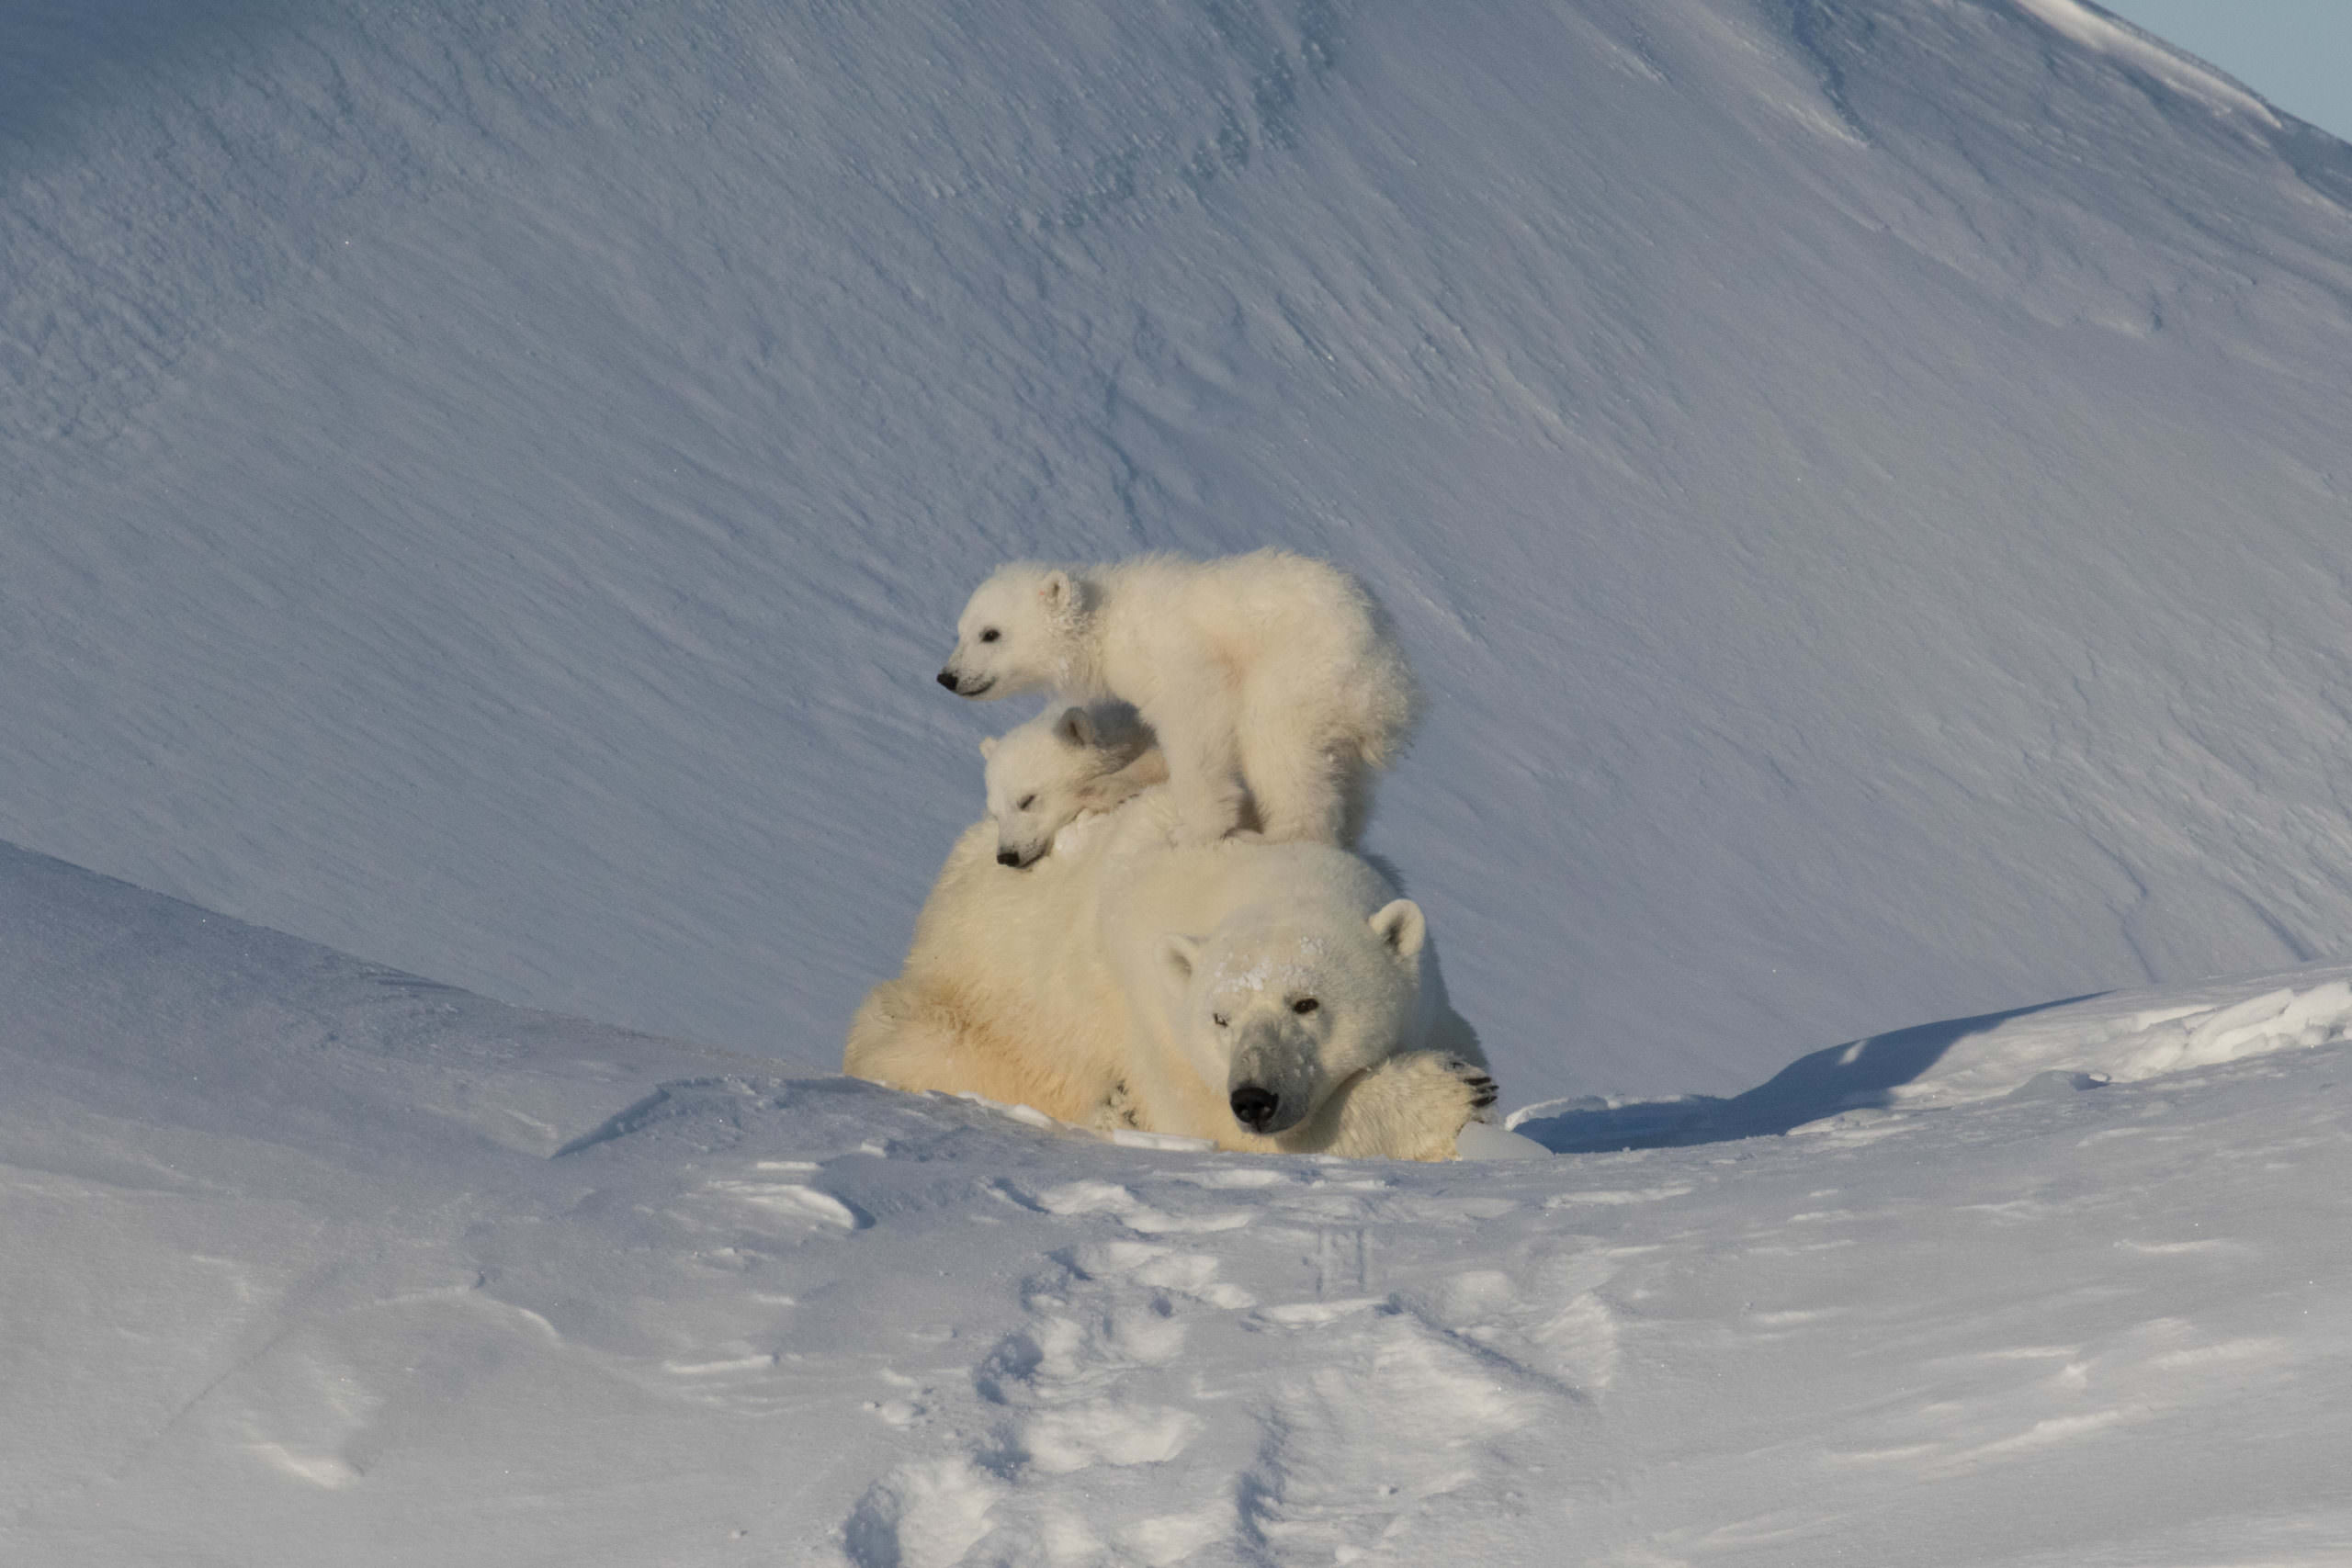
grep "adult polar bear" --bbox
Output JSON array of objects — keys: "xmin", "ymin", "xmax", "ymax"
[
  {"xmin": 845, "ymin": 703, "xmax": 1170, "ymax": 1122},
  {"xmin": 937, "ymin": 550, "xmax": 1419, "ymax": 848},
  {"xmin": 1100, "ymin": 818, "xmax": 1495, "ymax": 1158},
  {"xmin": 844, "ymin": 784, "xmax": 1494, "ymax": 1158},
  {"xmin": 843, "ymin": 799, "xmax": 1135, "ymax": 1127}
]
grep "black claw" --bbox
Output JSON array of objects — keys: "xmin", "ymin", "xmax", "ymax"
[{"xmin": 1451, "ymin": 1063, "xmax": 1499, "ymax": 1109}]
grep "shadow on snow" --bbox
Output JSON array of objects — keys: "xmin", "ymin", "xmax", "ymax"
[{"xmin": 1513, "ymin": 993, "xmax": 2102, "ymax": 1154}]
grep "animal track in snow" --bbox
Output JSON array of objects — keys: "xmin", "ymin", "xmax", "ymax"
[
  {"xmin": 1017, "ymin": 1179, "xmax": 1254, "ymax": 1233},
  {"xmin": 839, "ymin": 1158, "xmax": 1633, "ymax": 1564},
  {"xmin": 1237, "ymin": 1300, "xmax": 1574, "ymax": 1561},
  {"xmin": 1019, "ymin": 1403, "xmax": 1204, "ymax": 1473},
  {"xmin": 841, "ymin": 1193, "xmax": 1271, "ymax": 1563}
]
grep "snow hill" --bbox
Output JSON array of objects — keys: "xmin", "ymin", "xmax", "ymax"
[
  {"xmin": 8, "ymin": 839, "xmax": 2352, "ymax": 1564},
  {"xmin": 10, "ymin": 3, "xmax": 2352, "ymax": 1559},
  {"xmin": 7, "ymin": 0, "xmax": 2352, "ymax": 1100}
]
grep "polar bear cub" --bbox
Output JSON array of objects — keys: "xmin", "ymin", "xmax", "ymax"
[
  {"xmin": 979, "ymin": 702, "xmax": 1168, "ymax": 868},
  {"xmin": 939, "ymin": 550, "xmax": 1419, "ymax": 847},
  {"xmin": 1102, "ymin": 829, "xmax": 1495, "ymax": 1158}
]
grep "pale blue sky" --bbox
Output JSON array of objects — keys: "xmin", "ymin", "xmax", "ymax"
[{"xmin": 2099, "ymin": 2, "xmax": 2352, "ymax": 142}]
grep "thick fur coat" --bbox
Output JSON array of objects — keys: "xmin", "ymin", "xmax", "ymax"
[{"xmin": 939, "ymin": 550, "xmax": 1420, "ymax": 848}]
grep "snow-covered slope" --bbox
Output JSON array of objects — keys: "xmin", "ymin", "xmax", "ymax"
[
  {"xmin": 8, "ymin": 842, "xmax": 2350, "ymax": 1565},
  {"xmin": 6, "ymin": 0, "xmax": 2352, "ymax": 1100}
]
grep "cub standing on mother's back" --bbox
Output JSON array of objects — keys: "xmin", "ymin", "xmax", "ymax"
[{"xmin": 937, "ymin": 550, "xmax": 1421, "ymax": 848}]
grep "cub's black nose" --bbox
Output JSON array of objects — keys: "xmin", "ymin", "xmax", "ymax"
[
  {"xmin": 936, "ymin": 670, "xmax": 960, "ymax": 691},
  {"xmin": 1229, "ymin": 1085, "xmax": 1279, "ymax": 1132},
  {"xmin": 997, "ymin": 849, "xmax": 1022, "ymax": 867}
]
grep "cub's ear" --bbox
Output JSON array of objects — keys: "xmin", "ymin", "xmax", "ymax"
[
  {"xmin": 1057, "ymin": 705, "xmax": 1094, "ymax": 748},
  {"xmin": 1369, "ymin": 898, "xmax": 1426, "ymax": 961},
  {"xmin": 1040, "ymin": 569, "xmax": 1073, "ymax": 610},
  {"xmin": 1160, "ymin": 932, "xmax": 1204, "ymax": 993},
  {"xmin": 978, "ymin": 735, "xmax": 999, "ymax": 761}
]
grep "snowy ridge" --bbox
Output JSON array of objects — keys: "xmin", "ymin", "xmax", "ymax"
[
  {"xmin": 6, "ymin": 842, "xmax": 2349, "ymax": 1563},
  {"xmin": 10, "ymin": 4, "xmax": 2352, "ymax": 1554},
  {"xmin": 5, "ymin": 0, "xmax": 2352, "ymax": 1101},
  {"xmin": 2014, "ymin": 0, "xmax": 2278, "ymax": 127}
]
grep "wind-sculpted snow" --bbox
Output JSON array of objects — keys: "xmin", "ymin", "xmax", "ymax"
[
  {"xmin": 6, "ymin": 843, "xmax": 2351, "ymax": 1563},
  {"xmin": 1510, "ymin": 965, "xmax": 2352, "ymax": 1150},
  {"xmin": 6, "ymin": 0, "xmax": 2352, "ymax": 1100}
]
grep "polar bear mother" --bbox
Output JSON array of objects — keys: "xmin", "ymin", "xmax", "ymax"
[
  {"xmin": 937, "ymin": 550, "xmax": 1420, "ymax": 847},
  {"xmin": 1102, "ymin": 825, "xmax": 1495, "ymax": 1158},
  {"xmin": 845, "ymin": 784, "xmax": 1495, "ymax": 1159}
]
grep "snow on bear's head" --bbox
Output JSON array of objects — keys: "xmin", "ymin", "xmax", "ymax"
[
  {"xmin": 978, "ymin": 703, "xmax": 1158, "ymax": 869},
  {"xmin": 1160, "ymin": 894, "xmax": 1428, "ymax": 1137},
  {"xmin": 937, "ymin": 563, "xmax": 1088, "ymax": 701}
]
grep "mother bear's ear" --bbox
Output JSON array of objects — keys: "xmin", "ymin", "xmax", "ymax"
[
  {"xmin": 1368, "ymin": 899, "xmax": 1426, "ymax": 961},
  {"xmin": 1160, "ymin": 932, "xmax": 1205, "ymax": 993}
]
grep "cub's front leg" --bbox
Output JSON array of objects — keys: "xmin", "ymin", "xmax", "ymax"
[
  {"xmin": 1320, "ymin": 1052, "xmax": 1498, "ymax": 1162},
  {"xmin": 1148, "ymin": 678, "xmax": 1249, "ymax": 846}
]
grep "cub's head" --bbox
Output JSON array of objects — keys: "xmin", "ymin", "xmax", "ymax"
[
  {"xmin": 980, "ymin": 704, "xmax": 1159, "ymax": 868},
  {"xmin": 938, "ymin": 564, "xmax": 1084, "ymax": 701},
  {"xmin": 1161, "ymin": 897, "xmax": 1427, "ymax": 1137}
]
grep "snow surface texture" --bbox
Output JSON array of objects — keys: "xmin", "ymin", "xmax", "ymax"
[
  {"xmin": 8, "ymin": 841, "xmax": 2352, "ymax": 1565},
  {"xmin": 6, "ymin": 0, "xmax": 2352, "ymax": 1100}
]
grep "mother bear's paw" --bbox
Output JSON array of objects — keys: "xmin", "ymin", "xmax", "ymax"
[{"xmin": 1329, "ymin": 1051, "xmax": 1504, "ymax": 1162}]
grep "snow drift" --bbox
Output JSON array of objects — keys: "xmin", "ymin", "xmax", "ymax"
[
  {"xmin": 7, "ymin": 838, "xmax": 2351, "ymax": 1563},
  {"xmin": 6, "ymin": 0, "xmax": 2351, "ymax": 1100}
]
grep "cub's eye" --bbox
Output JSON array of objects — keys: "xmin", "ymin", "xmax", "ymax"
[
  {"xmin": 1017, "ymin": 794, "xmax": 1036, "ymax": 811},
  {"xmin": 978, "ymin": 628, "xmax": 1001, "ymax": 643},
  {"xmin": 1212, "ymin": 1012, "xmax": 1230, "ymax": 1029},
  {"xmin": 1291, "ymin": 997, "xmax": 1319, "ymax": 1015}
]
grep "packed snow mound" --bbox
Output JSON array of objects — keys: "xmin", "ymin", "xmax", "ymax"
[
  {"xmin": 1512, "ymin": 959, "xmax": 2352, "ymax": 1150},
  {"xmin": 1895, "ymin": 971, "xmax": 2352, "ymax": 1103},
  {"xmin": 6, "ymin": 0, "xmax": 2352, "ymax": 1103},
  {"xmin": 7, "ymin": 841, "xmax": 2352, "ymax": 1564}
]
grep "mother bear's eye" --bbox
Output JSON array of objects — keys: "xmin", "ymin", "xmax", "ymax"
[
  {"xmin": 1017, "ymin": 794, "xmax": 1036, "ymax": 811},
  {"xmin": 1292, "ymin": 997, "xmax": 1318, "ymax": 1015},
  {"xmin": 1212, "ymin": 1012, "xmax": 1229, "ymax": 1029},
  {"xmin": 979, "ymin": 627, "xmax": 1001, "ymax": 643}
]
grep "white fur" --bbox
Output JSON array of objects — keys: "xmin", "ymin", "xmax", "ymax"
[
  {"xmin": 1100, "ymin": 809, "xmax": 1492, "ymax": 1158},
  {"xmin": 939, "ymin": 550, "xmax": 1420, "ymax": 847},
  {"xmin": 843, "ymin": 790, "xmax": 1490, "ymax": 1159},
  {"xmin": 842, "ymin": 803, "xmax": 1143, "ymax": 1128},
  {"xmin": 978, "ymin": 702, "xmax": 1167, "ymax": 868}
]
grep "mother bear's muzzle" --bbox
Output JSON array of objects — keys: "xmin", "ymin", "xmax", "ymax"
[{"xmin": 1227, "ymin": 1020, "xmax": 1317, "ymax": 1135}]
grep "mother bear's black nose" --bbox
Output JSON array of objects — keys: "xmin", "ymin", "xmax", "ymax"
[
  {"xmin": 936, "ymin": 670, "xmax": 960, "ymax": 691},
  {"xmin": 1229, "ymin": 1085, "xmax": 1279, "ymax": 1132}
]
